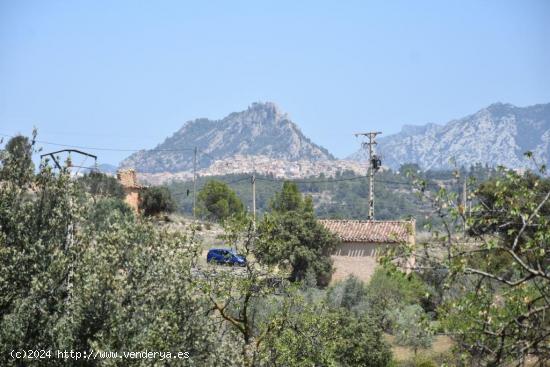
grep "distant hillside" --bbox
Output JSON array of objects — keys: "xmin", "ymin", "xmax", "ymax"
[
  {"xmin": 120, "ymin": 102, "xmax": 335, "ymax": 173},
  {"xmin": 165, "ymin": 165, "xmax": 499, "ymax": 230},
  {"xmin": 348, "ymin": 102, "xmax": 550, "ymax": 170},
  {"xmin": 97, "ymin": 163, "xmax": 118, "ymax": 174}
]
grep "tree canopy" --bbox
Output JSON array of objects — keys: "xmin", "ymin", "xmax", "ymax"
[
  {"xmin": 77, "ymin": 171, "xmax": 125, "ymax": 200},
  {"xmin": 255, "ymin": 182, "xmax": 338, "ymax": 287},
  {"xmin": 0, "ymin": 134, "xmax": 34, "ymax": 185},
  {"xmin": 197, "ymin": 179, "xmax": 244, "ymax": 221},
  {"xmin": 399, "ymin": 164, "xmax": 550, "ymax": 365},
  {"xmin": 139, "ymin": 186, "xmax": 176, "ymax": 216}
]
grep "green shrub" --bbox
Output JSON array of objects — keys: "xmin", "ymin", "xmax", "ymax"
[
  {"xmin": 88, "ymin": 197, "xmax": 134, "ymax": 230},
  {"xmin": 256, "ymin": 182, "xmax": 338, "ymax": 287},
  {"xmin": 139, "ymin": 186, "xmax": 176, "ymax": 216},
  {"xmin": 77, "ymin": 171, "xmax": 125, "ymax": 199},
  {"xmin": 366, "ymin": 266, "xmax": 429, "ymax": 330},
  {"xmin": 197, "ymin": 180, "xmax": 244, "ymax": 221},
  {"xmin": 405, "ymin": 354, "xmax": 437, "ymax": 367}
]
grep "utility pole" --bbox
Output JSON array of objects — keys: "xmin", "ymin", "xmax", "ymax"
[
  {"xmin": 354, "ymin": 131, "xmax": 382, "ymax": 220},
  {"xmin": 252, "ymin": 172, "xmax": 256, "ymax": 230},
  {"xmin": 462, "ymin": 178, "xmax": 468, "ymax": 232},
  {"xmin": 40, "ymin": 149, "xmax": 97, "ymax": 173},
  {"xmin": 193, "ymin": 147, "xmax": 197, "ymax": 220}
]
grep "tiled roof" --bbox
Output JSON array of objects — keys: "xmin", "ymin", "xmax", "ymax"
[{"xmin": 319, "ymin": 219, "xmax": 414, "ymax": 243}]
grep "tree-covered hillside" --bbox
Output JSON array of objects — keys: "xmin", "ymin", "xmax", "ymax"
[{"xmin": 165, "ymin": 163, "xmax": 499, "ymax": 229}]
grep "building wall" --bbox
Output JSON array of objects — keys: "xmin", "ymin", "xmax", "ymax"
[
  {"xmin": 123, "ymin": 188, "xmax": 140, "ymax": 213},
  {"xmin": 331, "ymin": 240, "xmax": 415, "ymax": 283},
  {"xmin": 331, "ymin": 242, "xmax": 386, "ymax": 283},
  {"xmin": 117, "ymin": 169, "xmax": 142, "ymax": 214},
  {"xmin": 117, "ymin": 169, "xmax": 137, "ymax": 187}
]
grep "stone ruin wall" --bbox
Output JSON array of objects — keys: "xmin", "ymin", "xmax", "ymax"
[{"xmin": 117, "ymin": 169, "xmax": 141, "ymax": 213}]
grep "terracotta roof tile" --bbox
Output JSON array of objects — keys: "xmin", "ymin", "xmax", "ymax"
[{"xmin": 319, "ymin": 219, "xmax": 414, "ymax": 243}]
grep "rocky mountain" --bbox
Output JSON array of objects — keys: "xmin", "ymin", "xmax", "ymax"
[
  {"xmin": 348, "ymin": 102, "xmax": 550, "ymax": 170},
  {"xmin": 120, "ymin": 102, "xmax": 334, "ymax": 173}
]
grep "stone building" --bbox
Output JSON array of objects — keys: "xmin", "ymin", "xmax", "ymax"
[
  {"xmin": 319, "ymin": 219, "xmax": 416, "ymax": 283},
  {"xmin": 116, "ymin": 169, "xmax": 144, "ymax": 213}
]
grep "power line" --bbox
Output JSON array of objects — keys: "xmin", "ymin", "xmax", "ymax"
[
  {"xmin": 169, "ymin": 176, "xmax": 252, "ymax": 198},
  {"xmin": 168, "ymin": 172, "xmax": 439, "ymax": 188},
  {"xmin": 255, "ymin": 175, "xmax": 369, "ymax": 184},
  {"xmin": 0, "ymin": 132, "xmax": 195, "ymax": 152},
  {"xmin": 0, "ymin": 132, "xmax": 451, "ymax": 191}
]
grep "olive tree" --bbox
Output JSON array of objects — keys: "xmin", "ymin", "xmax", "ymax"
[{"xmin": 0, "ymin": 135, "xmax": 225, "ymax": 366}]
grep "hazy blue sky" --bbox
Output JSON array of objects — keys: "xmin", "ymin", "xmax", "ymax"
[{"xmin": 1, "ymin": 0, "xmax": 549, "ymax": 165}]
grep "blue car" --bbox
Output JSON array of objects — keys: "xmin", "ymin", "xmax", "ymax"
[{"xmin": 207, "ymin": 248, "xmax": 246, "ymax": 266}]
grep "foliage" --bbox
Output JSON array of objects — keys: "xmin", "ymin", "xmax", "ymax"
[
  {"xmin": 326, "ymin": 275, "xmax": 368, "ymax": 314},
  {"xmin": 262, "ymin": 304, "xmax": 392, "ymax": 367},
  {"xmin": 340, "ymin": 274, "xmax": 367, "ymax": 311},
  {"xmin": 401, "ymin": 164, "xmax": 550, "ymax": 365},
  {"xmin": 399, "ymin": 163, "xmax": 421, "ymax": 176},
  {"xmin": 255, "ymin": 182, "xmax": 338, "ymax": 287},
  {"xmin": 87, "ymin": 197, "xmax": 134, "ymax": 230},
  {"xmin": 139, "ymin": 185, "xmax": 176, "ymax": 216},
  {"xmin": 76, "ymin": 171, "xmax": 125, "ymax": 200},
  {"xmin": 1, "ymin": 134, "xmax": 404, "ymax": 366},
  {"xmin": 269, "ymin": 180, "xmax": 303, "ymax": 212},
  {"xmin": 469, "ymin": 171, "xmax": 550, "ymax": 241},
  {"xmin": 389, "ymin": 305, "xmax": 433, "ymax": 355},
  {"xmin": 366, "ymin": 267, "xmax": 429, "ymax": 331},
  {"xmin": 168, "ymin": 165, "xmax": 498, "ymax": 231},
  {"xmin": 402, "ymin": 354, "xmax": 438, "ymax": 367},
  {"xmin": 199, "ymin": 215, "xmax": 393, "ymax": 367},
  {"xmin": 0, "ymin": 133, "xmax": 35, "ymax": 185},
  {"xmin": 197, "ymin": 179, "xmax": 245, "ymax": 222},
  {"xmin": 0, "ymin": 137, "xmax": 230, "ymax": 366}
]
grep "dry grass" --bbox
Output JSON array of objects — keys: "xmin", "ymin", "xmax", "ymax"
[{"xmin": 385, "ymin": 334, "xmax": 454, "ymax": 362}]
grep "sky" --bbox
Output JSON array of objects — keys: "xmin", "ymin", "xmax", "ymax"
[{"xmin": 1, "ymin": 0, "xmax": 549, "ymax": 165}]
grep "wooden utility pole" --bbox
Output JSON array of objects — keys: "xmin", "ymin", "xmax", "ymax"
[
  {"xmin": 252, "ymin": 172, "xmax": 256, "ymax": 230},
  {"xmin": 354, "ymin": 131, "xmax": 382, "ymax": 220},
  {"xmin": 462, "ymin": 178, "xmax": 468, "ymax": 232},
  {"xmin": 193, "ymin": 147, "xmax": 197, "ymax": 220}
]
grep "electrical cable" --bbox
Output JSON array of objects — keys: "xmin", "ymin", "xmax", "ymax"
[
  {"xmin": 0, "ymin": 132, "xmax": 476, "ymax": 191},
  {"xmin": 0, "ymin": 132, "xmax": 195, "ymax": 152}
]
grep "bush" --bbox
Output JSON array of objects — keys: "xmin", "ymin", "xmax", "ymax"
[
  {"xmin": 326, "ymin": 275, "xmax": 368, "ymax": 313},
  {"xmin": 403, "ymin": 354, "xmax": 437, "ymax": 367},
  {"xmin": 197, "ymin": 180, "xmax": 244, "ymax": 222},
  {"xmin": 88, "ymin": 197, "xmax": 134, "ymax": 230},
  {"xmin": 0, "ymin": 134, "xmax": 34, "ymax": 185},
  {"xmin": 77, "ymin": 171, "xmax": 125, "ymax": 199},
  {"xmin": 390, "ymin": 304, "xmax": 433, "ymax": 355},
  {"xmin": 139, "ymin": 186, "xmax": 176, "ymax": 216},
  {"xmin": 366, "ymin": 266, "xmax": 429, "ymax": 331}
]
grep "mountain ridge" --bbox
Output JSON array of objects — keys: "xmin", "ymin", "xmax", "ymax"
[
  {"xmin": 121, "ymin": 101, "xmax": 550, "ymax": 175},
  {"xmin": 120, "ymin": 102, "xmax": 335, "ymax": 173},
  {"xmin": 348, "ymin": 102, "xmax": 550, "ymax": 170}
]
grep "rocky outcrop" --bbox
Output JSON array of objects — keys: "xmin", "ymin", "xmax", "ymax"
[
  {"xmin": 120, "ymin": 102, "xmax": 334, "ymax": 173},
  {"xmin": 348, "ymin": 102, "xmax": 550, "ymax": 170}
]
